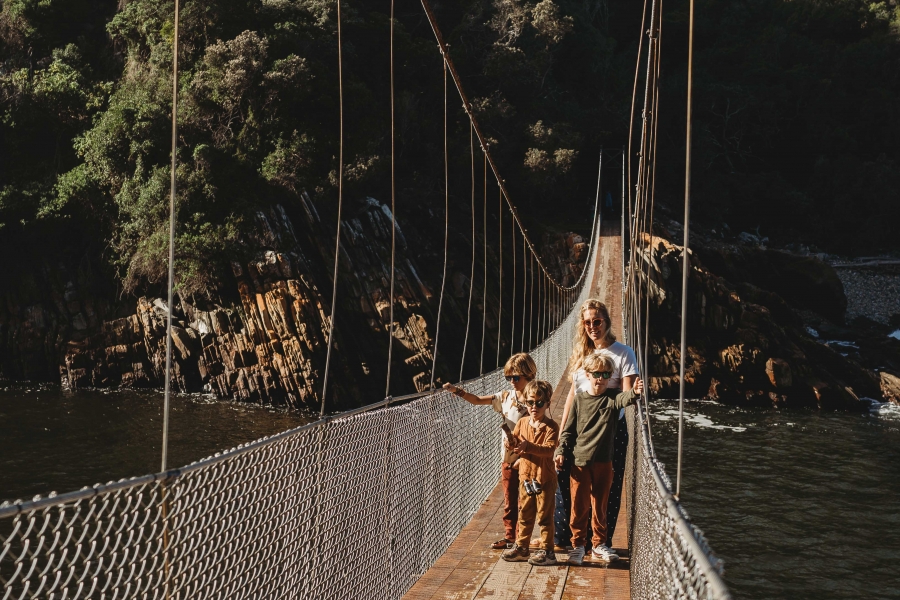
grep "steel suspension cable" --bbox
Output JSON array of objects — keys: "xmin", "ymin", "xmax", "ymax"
[
  {"xmin": 480, "ymin": 152, "xmax": 487, "ymax": 374},
  {"xmin": 419, "ymin": 0, "xmax": 590, "ymax": 296},
  {"xmin": 496, "ymin": 184, "xmax": 503, "ymax": 367},
  {"xmin": 430, "ymin": 58, "xmax": 450, "ymax": 390},
  {"xmin": 321, "ymin": 0, "xmax": 345, "ymax": 414},
  {"xmin": 385, "ymin": 0, "xmax": 397, "ymax": 399},
  {"xmin": 161, "ymin": 0, "xmax": 180, "ymax": 472},
  {"xmin": 677, "ymin": 0, "xmax": 696, "ymax": 499},
  {"xmin": 528, "ymin": 249, "xmax": 534, "ymax": 350},
  {"xmin": 637, "ymin": 16, "xmax": 662, "ymax": 441},
  {"xmin": 520, "ymin": 232, "xmax": 527, "ymax": 352},
  {"xmin": 510, "ymin": 211, "xmax": 516, "ymax": 355},
  {"xmin": 460, "ymin": 124, "xmax": 476, "ymax": 381}
]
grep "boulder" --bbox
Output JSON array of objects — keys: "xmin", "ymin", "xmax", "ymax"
[
  {"xmin": 765, "ymin": 358, "xmax": 792, "ymax": 388},
  {"xmin": 881, "ymin": 372, "xmax": 900, "ymax": 404}
]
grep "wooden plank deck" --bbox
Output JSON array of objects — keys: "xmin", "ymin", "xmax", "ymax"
[{"xmin": 404, "ymin": 221, "xmax": 629, "ymax": 600}]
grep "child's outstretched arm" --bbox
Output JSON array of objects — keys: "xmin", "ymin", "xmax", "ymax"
[{"xmin": 442, "ymin": 382, "xmax": 493, "ymax": 405}]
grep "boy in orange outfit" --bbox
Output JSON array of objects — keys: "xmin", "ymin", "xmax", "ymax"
[
  {"xmin": 554, "ymin": 353, "xmax": 643, "ymax": 564},
  {"xmin": 501, "ymin": 379, "xmax": 559, "ymax": 566}
]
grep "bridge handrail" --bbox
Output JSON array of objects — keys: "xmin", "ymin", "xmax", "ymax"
[{"xmin": 0, "ymin": 204, "xmax": 601, "ymax": 600}]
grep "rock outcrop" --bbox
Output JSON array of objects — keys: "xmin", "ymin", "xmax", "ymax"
[
  {"xmin": 635, "ymin": 231, "xmax": 888, "ymax": 410},
  {"xmin": 2, "ymin": 193, "xmax": 586, "ymax": 411}
]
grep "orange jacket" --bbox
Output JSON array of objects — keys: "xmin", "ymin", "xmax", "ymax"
[{"xmin": 512, "ymin": 415, "xmax": 559, "ymax": 484}]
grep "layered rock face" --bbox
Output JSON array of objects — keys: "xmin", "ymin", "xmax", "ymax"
[
  {"xmin": 634, "ymin": 231, "xmax": 891, "ymax": 410},
  {"xmin": 2, "ymin": 193, "xmax": 587, "ymax": 411},
  {"xmin": 55, "ymin": 197, "xmax": 442, "ymax": 410}
]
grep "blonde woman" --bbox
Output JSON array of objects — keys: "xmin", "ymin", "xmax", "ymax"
[{"xmin": 553, "ymin": 298, "xmax": 638, "ymax": 555}]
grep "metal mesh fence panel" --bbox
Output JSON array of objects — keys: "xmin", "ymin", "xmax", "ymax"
[
  {"xmin": 1, "ymin": 211, "xmax": 731, "ymax": 600},
  {"xmin": 626, "ymin": 400, "xmax": 731, "ymax": 600},
  {"xmin": 0, "ymin": 216, "xmax": 599, "ymax": 600}
]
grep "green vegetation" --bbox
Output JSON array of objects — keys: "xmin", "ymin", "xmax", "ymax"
[{"xmin": 1, "ymin": 0, "xmax": 898, "ymax": 297}]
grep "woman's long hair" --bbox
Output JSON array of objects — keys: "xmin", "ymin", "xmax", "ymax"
[{"xmin": 568, "ymin": 298, "xmax": 616, "ymax": 371}]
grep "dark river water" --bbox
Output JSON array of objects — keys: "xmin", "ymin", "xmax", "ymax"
[
  {"xmin": 0, "ymin": 385, "xmax": 308, "ymax": 502},
  {"xmin": 3, "ymin": 386, "xmax": 899, "ymax": 598},
  {"xmin": 650, "ymin": 398, "xmax": 900, "ymax": 600}
]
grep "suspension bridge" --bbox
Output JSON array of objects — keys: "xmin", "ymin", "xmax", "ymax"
[{"xmin": 0, "ymin": 0, "xmax": 733, "ymax": 598}]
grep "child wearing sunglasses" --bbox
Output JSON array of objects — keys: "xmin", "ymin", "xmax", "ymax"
[
  {"xmin": 553, "ymin": 353, "xmax": 643, "ymax": 565},
  {"xmin": 501, "ymin": 379, "xmax": 559, "ymax": 566},
  {"xmin": 443, "ymin": 352, "xmax": 536, "ymax": 550}
]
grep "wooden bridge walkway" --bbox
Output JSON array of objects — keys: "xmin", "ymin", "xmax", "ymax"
[{"xmin": 404, "ymin": 220, "xmax": 630, "ymax": 600}]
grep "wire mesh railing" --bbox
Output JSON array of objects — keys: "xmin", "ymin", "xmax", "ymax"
[
  {"xmin": 0, "ymin": 209, "xmax": 599, "ymax": 600},
  {"xmin": 0, "ymin": 203, "xmax": 732, "ymax": 600}
]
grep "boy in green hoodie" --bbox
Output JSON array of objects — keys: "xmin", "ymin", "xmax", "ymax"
[{"xmin": 553, "ymin": 353, "xmax": 643, "ymax": 564}]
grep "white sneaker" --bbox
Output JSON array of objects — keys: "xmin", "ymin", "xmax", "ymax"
[
  {"xmin": 591, "ymin": 544, "xmax": 619, "ymax": 562},
  {"xmin": 567, "ymin": 546, "xmax": 585, "ymax": 565}
]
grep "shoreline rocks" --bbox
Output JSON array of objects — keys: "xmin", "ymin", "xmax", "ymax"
[{"xmin": 637, "ymin": 229, "xmax": 896, "ymax": 410}]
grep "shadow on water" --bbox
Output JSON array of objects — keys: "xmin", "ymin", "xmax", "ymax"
[
  {"xmin": 0, "ymin": 385, "xmax": 310, "ymax": 502},
  {"xmin": 650, "ymin": 398, "xmax": 900, "ymax": 600}
]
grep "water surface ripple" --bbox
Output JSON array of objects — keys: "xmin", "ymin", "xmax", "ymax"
[
  {"xmin": 651, "ymin": 399, "xmax": 900, "ymax": 600},
  {"xmin": 0, "ymin": 386, "xmax": 308, "ymax": 502}
]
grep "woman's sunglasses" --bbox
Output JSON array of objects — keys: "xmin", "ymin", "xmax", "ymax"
[
  {"xmin": 583, "ymin": 318, "xmax": 605, "ymax": 329},
  {"xmin": 524, "ymin": 399, "xmax": 547, "ymax": 408},
  {"xmin": 505, "ymin": 375, "xmax": 521, "ymax": 383},
  {"xmin": 588, "ymin": 371, "xmax": 612, "ymax": 380}
]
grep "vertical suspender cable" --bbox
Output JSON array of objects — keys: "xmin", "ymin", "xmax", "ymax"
[
  {"xmin": 676, "ymin": 0, "xmax": 695, "ymax": 499},
  {"xmin": 626, "ymin": 0, "xmax": 650, "ymax": 302},
  {"xmin": 496, "ymin": 185, "xmax": 503, "ymax": 367},
  {"xmin": 621, "ymin": 148, "xmax": 627, "ymax": 335},
  {"xmin": 520, "ymin": 233, "xmax": 526, "ymax": 352},
  {"xmin": 538, "ymin": 274, "xmax": 543, "ymax": 342},
  {"xmin": 480, "ymin": 153, "xmax": 488, "ymax": 374},
  {"xmin": 385, "ymin": 0, "xmax": 396, "ymax": 399},
  {"xmin": 528, "ymin": 250, "xmax": 534, "ymax": 350},
  {"xmin": 510, "ymin": 212, "xmax": 516, "ymax": 355},
  {"xmin": 161, "ymin": 0, "xmax": 180, "ymax": 472},
  {"xmin": 460, "ymin": 124, "xmax": 476, "ymax": 381},
  {"xmin": 430, "ymin": 58, "xmax": 450, "ymax": 390},
  {"xmin": 321, "ymin": 0, "xmax": 345, "ymax": 415}
]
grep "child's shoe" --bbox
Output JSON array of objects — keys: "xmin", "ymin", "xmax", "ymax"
[
  {"xmin": 591, "ymin": 544, "xmax": 619, "ymax": 562},
  {"xmin": 527, "ymin": 549, "xmax": 557, "ymax": 566},
  {"xmin": 491, "ymin": 538, "xmax": 514, "ymax": 550},
  {"xmin": 501, "ymin": 544, "xmax": 530, "ymax": 562},
  {"xmin": 567, "ymin": 546, "xmax": 585, "ymax": 565}
]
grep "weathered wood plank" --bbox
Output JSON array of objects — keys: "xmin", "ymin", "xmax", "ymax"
[
  {"xmin": 517, "ymin": 563, "xmax": 568, "ymax": 600},
  {"xmin": 474, "ymin": 558, "xmax": 532, "ymax": 600}
]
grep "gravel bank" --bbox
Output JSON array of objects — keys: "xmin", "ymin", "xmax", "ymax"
[{"xmin": 836, "ymin": 266, "xmax": 900, "ymax": 324}]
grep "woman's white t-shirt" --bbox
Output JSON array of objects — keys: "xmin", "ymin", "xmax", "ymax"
[{"xmin": 571, "ymin": 341, "xmax": 639, "ymax": 419}]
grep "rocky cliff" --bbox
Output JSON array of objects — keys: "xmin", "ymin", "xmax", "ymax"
[
  {"xmin": 1, "ymin": 193, "xmax": 586, "ymax": 411},
  {"xmin": 636, "ymin": 223, "xmax": 900, "ymax": 409}
]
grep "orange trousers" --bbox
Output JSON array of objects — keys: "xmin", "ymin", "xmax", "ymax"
[
  {"xmin": 516, "ymin": 479, "xmax": 557, "ymax": 550},
  {"xmin": 569, "ymin": 461, "xmax": 614, "ymax": 548}
]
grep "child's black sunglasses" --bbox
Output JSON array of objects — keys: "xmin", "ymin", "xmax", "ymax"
[
  {"xmin": 588, "ymin": 371, "xmax": 612, "ymax": 379},
  {"xmin": 524, "ymin": 399, "xmax": 547, "ymax": 408}
]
